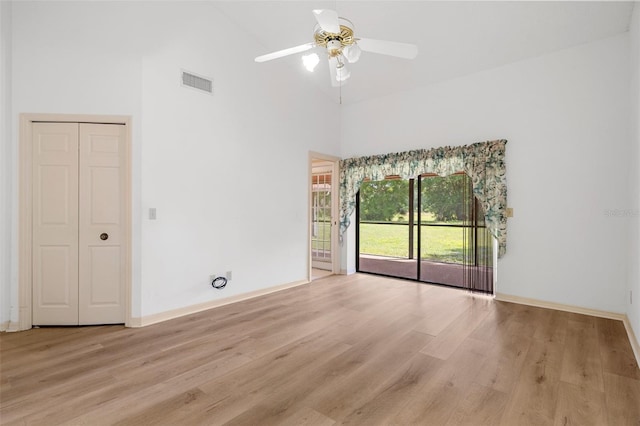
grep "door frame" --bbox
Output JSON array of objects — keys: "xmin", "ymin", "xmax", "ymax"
[
  {"xmin": 308, "ymin": 152, "xmax": 340, "ymax": 282},
  {"xmin": 18, "ymin": 113, "xmax": 132, "ymax": 330}
]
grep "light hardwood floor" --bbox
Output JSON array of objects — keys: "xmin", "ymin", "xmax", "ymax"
[
  {"xmin": 312, "ymin": 268, "xmax": 333, "ymax": 281},
  {"xmin": 1, "ymin": 273, "xmax": 639, "ymax": 425}
]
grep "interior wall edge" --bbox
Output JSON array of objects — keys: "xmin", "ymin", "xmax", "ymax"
[
  {"xmin": 626, "ymin": 0, "xmax": 640, "ymax": 368},
  {"xmin": 0, "ymin": 0, "xmax": 14, "ymax": 326}
]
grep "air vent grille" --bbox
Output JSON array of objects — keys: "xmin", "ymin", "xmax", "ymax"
[{"xmin": 182, "ymin": 71, "xmax": 213, "ymax": 94}]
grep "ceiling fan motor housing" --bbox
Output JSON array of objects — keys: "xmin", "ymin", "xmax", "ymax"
[
  {"xmin": 326, "ymin": 40, "xmax": 343, "ymax": 57},
  {"xmin": 314, "ymin": 20, "xmax": 356, "ymax": 58}
]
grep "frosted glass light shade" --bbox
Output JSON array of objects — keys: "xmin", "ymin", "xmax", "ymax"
[
  {"xmin": 302, "ymin": 53, "xmax": 320, "ymax": 72},
  {"xmin": 343, "ymin": 44, "xmax": 361, "ymax": 63},
  {"xmin": 336, "ymin": 64, "xmax": 351, "ymax": 82}
]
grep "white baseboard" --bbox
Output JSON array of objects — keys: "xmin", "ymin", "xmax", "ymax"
[
  {"xmin": 1, "ymin": 320, "xmax": 22, "ymax": 333},
  {"xmin": 495, "ymin": 293, "xmax": 625, "ymax": 320},
  {"xmin": 623, "ymin": 316, "xmax": 640, "ymax": 369},
  {"xmin": 130, "ymin": 279, "xmax": 310, "ymax": 328},
  {"xmin": 495, "ymin": 292, "xmax": 639, "ymax": 368}
]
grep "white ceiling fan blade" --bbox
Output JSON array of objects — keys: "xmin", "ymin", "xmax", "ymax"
[
  {"xmin": 357, "ymin": 38, "xmax": 418, "ymax": 59},
  {"xmin": 328, "ymin": 57, "xmax": 340, "ymax": 87},
  {"xmin": 313, "ymin": 9, "xmax": 340, "ymax": 34},
  {"xmin": 255, "ymin": 43, "xmax": 315, "ymax": 63}
]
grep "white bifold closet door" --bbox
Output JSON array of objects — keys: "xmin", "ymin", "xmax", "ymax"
[{"xmin": 32, "ymin": 122, "xmax": 126, "ymax": 325}]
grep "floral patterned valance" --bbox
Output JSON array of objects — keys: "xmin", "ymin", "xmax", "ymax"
[{"xmin": 339, "ymin": 140, "xmax": 508, "ymax": 257}]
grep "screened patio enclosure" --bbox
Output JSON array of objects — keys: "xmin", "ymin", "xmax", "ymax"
[{"xmin": 357, "ymin": 173, "xmax": 494, "ymax": 293}]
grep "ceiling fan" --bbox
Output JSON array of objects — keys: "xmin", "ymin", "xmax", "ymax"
[{"xmin": 254, "ymin": 9, "xmax": 418, "ymax": 87}]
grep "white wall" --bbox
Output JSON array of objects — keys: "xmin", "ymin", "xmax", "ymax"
[
  {"xmin": 628, "ymin": 3, "xmax": 640, "ymax": 341},
  {"xmin": 136, "ymin": 3, "xmax": 339, "ymax": 316},
  {"xmin": 6, "ymin": 1, "xmax": 339, "ymax": 322},
  {"xmin": 341, "ymin": 34, "xmax": 631, "ymax": 314}
]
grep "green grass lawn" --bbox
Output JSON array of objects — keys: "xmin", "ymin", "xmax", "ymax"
[
  {"xmin": 359, "ymin": 223, "xmax": 493, "ymax": 265},
  {"xmin": 312, "ymin": 220, "xmax": 493, "ymax": 266}
]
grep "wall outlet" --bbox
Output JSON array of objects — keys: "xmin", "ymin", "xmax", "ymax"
[{"xmin": 226, "ymin": 270, "xmax": 232, "ymax": 281}]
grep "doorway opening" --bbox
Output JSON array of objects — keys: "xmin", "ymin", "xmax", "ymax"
[
  {"xmin": 309, "ymin": 153, "xmax": 340, "ymax": 282},
  {"xmin": 356, "ymin": 173, "xmax": 494, "ymax": 293}
]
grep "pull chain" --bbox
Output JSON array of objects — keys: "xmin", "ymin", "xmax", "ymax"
[{"xmin": 337, "ymin": 0, "xmax": 342, "ymax": 105}]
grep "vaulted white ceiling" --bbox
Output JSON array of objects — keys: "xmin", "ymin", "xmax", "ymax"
[{"xmin": 215, "ymin": 1, "xmax": 634, "ymax": 104}]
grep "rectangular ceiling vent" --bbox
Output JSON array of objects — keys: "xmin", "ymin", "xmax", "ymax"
[{"xmin": 181, "ymin": 70, "xmax": 213, "ymax": 94}]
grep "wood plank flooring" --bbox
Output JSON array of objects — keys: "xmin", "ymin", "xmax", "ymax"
[{"xmin": 1, "ymin": 273, "xmax": 639, "ymax": 425}]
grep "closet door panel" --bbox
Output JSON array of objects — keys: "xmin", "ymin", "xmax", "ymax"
[
  {"xmin": 32, "ymin": 123, "xmax": 79, "ymax": 325},
  {"xmin": 78, "ymin": 123, "xmax": 126, "ymax": 325}
]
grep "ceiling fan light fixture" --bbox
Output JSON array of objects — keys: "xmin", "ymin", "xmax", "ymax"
[
  {"xmin": 336, "ymin": 62, "xmax": 351, "ymax": 82},
  {"xmin": 343, "ymin": 44, "xmax": 361, "ymax": 63},
  {"xmin": 254, "ymin": 9, "xmax": 418, "ymax": 90},
  {"xmin": 302, "ymin": 53, "xmax": 320, "ymax": 72}
]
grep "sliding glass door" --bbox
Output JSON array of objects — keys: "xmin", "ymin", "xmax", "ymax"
[{"xmin": 357, "ymin": 173, "xmax": 493, "ymax": 293}]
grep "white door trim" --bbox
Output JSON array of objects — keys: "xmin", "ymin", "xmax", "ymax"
[
  {"xmin": 18, "ymin": 113, "xmax": 132, "ymax": 330},
  {"xmin": 308, "ymin": 151, "xmax": 340, "ymax": 282}
]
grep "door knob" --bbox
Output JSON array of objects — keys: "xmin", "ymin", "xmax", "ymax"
[{"xmin": 100, "ymin": 233, "xmax": 109, "ymax": 241}]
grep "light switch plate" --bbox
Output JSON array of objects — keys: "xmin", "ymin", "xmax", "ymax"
[
  {"xmin": 149, "ymin": 208, "xmax": 157, "ymax": 220},
  {"xmin": 506, "ymin": 207, "xmax": 514, "ymax": 218}
]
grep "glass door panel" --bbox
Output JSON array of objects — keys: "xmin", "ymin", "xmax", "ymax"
[
  {"xmin": 357, "ymin": 179, "xmax": 417, "ymax": 280},
  {"xmin": 418, "ymin": 174, "xmax": 471, "ymax": 288},
  {"xmin": 419, "ymin": 226, "xmax": 468, "ymax": 286},
  {"xmin": 311, "ymin": 170, "xmax": 332, "ymax": 270}
]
